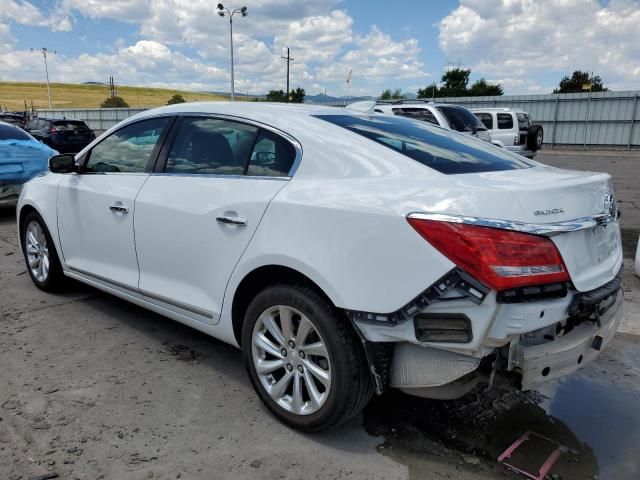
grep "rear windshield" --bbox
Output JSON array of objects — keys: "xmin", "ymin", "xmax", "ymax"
[
  {"xmin": 0, "ymin": 124, "xmax": 31, "ymax": 141},
  {"xmin": 436, "ymin": 105, "xmax": 487, "ymax": 132},
  {"xmin": 314, "ymin": 114, "xmax": 531, "ymax": 174},
  {"xmin": 52, "ymin": 120, "xmax": 90, "ymax": 130},
  {"xmin": 516, "ymin": 113, "xmax": 531, "ymax": 131}
]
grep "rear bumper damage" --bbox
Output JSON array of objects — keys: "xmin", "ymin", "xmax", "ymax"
[
  {"xmin": 512, "ymin": 287, "xmax": 623, "ymax": 390},
  {"xmin": 353, "ymin": 270, "xmax": 623, "ymax": 399}
]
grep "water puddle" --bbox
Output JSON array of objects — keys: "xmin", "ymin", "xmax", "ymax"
[{"xmin": 363, "ymin": 335, "xmax": 640, "ymax": 480}]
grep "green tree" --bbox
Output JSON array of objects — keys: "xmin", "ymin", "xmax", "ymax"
[
  {"xmin": 290, "ymin": 87, "xmax": 305, "ymax": 103},
  {"xmin": 167, "ymin": 94, "xmax": 186, "ymax": 105},
  {"xmin": 469, "ymin": 78, "xmax": 504, "ymax": 96},
  {"xmin": 379, "ymin": 89, "xmax": 392, "ymax": 100},
  {"xmin": 100, "ymin": 96, "xmax": 129, "ymax": 108},
  {"xmin": 439, "ymin": 68, "xmax": 471, "ymax": 97},
  {"xmin": 391, "ymin": 88, "xmax": 404, "ymax": 99},
  {"xmin": 418, "ymin": 69, "xmax": 504, "ymax": 98},
  {"xmin": 554, "ymin": 70, "xmax": 608, "ymax": 93},
  {"xmin": 266, "ymin": 89, "xmax": 287, "ymax": 102},
  {"xmin": 417, "ymin": 82, "xmax": 440, "ymax": 99}
]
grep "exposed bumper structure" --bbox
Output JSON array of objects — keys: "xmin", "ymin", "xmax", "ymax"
[{"xmin": 514, "ymin": 289, "xmax": 623, "ymax": 390}]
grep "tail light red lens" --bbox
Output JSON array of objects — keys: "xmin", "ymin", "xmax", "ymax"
[
  {"xmin": 49, "ymin": 127, "xmax": 58, "ymax": 134},
  {"xmin": 407, "ymin": 218, "xmax": 569, "ymax": 290}
]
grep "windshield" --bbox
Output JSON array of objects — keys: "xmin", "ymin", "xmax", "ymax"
[
  {"xmin": 436, "ymin": 106, "xmax": 487, "ymax": 132},
  {"xmin": 0, "ymin": 124, "xmax": 32, "ymax": 141},
  {"xmin": 314, "ymin": 114, "xmax": 531, "ymax": 175}
]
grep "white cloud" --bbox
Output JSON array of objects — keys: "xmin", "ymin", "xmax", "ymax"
[
  {"xmin": 0, "ymin": 0, "xmax": 428, "ymax": 96},
  {"xmin": 438, "ymin": 0, "xmax": 640, "ymax": 92}
]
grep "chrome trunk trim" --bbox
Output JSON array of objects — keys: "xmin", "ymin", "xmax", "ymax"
[{"xmin": 407, "ymin": 212, "xmax": 616, "ymax": 236}]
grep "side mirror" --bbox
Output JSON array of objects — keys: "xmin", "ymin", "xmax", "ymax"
[{"xmin": 49, "ymin": 154, "xmax": 76, "ymax": 174}]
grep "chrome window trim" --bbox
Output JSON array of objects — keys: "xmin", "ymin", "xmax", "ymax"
[
  {"xmin": 172, "ymin": 112, "xmax": 303, "ymax": 178},
  {"xmin": 149, "ymin": 172, "xmax": 290, "ymax": 181},
  {"xmin": 407, "ymin": 212, "xmax": 617, "ymax": 236}
]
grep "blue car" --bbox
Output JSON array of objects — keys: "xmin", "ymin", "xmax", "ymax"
[{"xmin": 0, "ymin": 121, "xmax": 58, "ymax": 207}]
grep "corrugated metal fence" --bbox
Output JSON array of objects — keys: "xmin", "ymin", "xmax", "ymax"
[
  {"xmin": 437, "ymin": 91, "xmax": 640, "ymax": 148},
  {"xmin": 38, "ymin": 108, "xmax": 147, "ymax": 134},
  {"xmin": 39, "ymin": 91, "xmax": 640, "ymax": 147}
]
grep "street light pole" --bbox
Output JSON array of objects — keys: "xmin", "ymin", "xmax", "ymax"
[
  {"xmin": 31, "ymin": 47, "xmax": 56, "ymax": 109},
  {"xmin": 217, "ymin": 4, "xmax": 247, "ymax": 102}
]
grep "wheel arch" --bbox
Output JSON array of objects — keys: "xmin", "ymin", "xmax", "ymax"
[
  {"xmin": 18, "ymin": 202, "xmax": 63, "ymax": 264},
  {"xmin": 230, "ymin": 264, "xmax": 341, "ymax": 346}
]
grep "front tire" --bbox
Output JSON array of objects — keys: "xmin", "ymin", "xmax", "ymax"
[
  {"xmin": 241, "ymin": 285, "xmax": 373, "ymax": 432},
  {"xmin": 21, "ymin": 211, "xmax": 65, "ymax": 291}
]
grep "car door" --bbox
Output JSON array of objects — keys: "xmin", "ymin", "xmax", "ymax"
[
  {"xmin": 495, "ymin": 112, "xmax": 515, "ymax": 145},
  {"xmin": 134, "ymin": 116, "xmax": 298, "ymax": 324},
  {"xmin": 57, "ymin": 116, "xmax": 173, "ymax": 291}
]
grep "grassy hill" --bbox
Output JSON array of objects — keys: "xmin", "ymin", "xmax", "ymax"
[{"xmin": 0, "ymin": 82, "xmax": 235, "ymax": 110}]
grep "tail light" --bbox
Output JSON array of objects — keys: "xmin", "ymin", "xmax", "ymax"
[
  {"xmin": 407, "ymin": 218, "xmax": 569, "ymax": 290},
  {"xmin": 514, "ymin": 133, "xmax": 520, "ymax": 145},
  {"xmin": 49, "ymin": 127, "xmax": 58, "ymax": 134}
]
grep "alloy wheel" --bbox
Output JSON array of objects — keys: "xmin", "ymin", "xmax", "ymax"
[
  {"xmin": 25, "ymin": 220, "xmax": 50, "ymax": 283},
  {"xmin": 251, "ymin": 305, "xmax": 332, "ymax": 415}
]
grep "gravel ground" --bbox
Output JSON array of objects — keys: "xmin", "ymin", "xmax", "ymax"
[{"xmin": 1, "ymin": 148, "xmax": 639, "ymax": 480}]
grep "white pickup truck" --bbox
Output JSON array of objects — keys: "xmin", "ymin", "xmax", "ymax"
[{"xmin": 472, "ymin": 108, "xmax": 543, "ymax": 158}]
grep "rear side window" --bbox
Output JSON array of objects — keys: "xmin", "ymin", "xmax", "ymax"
[
  {"xmin": 165, "ymin": 118, "xmax": 258, "ymax": 175},
  {"xmin": 474, "ymin": 112, "xmax": 493, "ymax": 129},
  {"xmin": 314, "ymin": 114, "xmax": 531, "ymax": 175},
  {"xmin": 247, "ymin": 130, "xmax": 296, "ymax": 177},
  {"xmin": 392, "ymin": 107, "xmax": 439, "ymax": 125},
  {"xmin": 436, "ymin": 106, "xmax": 486, "ymax": 132},
  {"xmin": 52, "ymin": 120, "xmax": 90, "ymax": 131},
  {"xmin": 84, "ymin": 117, "xmax": 170, "ymax": 173},
  {"xmin": 0, "ymin": 124, "xmax": 31, "ymax": 141},
  {"xmin": 497, "ymin": 113, "xmax": 514, "ymax": 129}
]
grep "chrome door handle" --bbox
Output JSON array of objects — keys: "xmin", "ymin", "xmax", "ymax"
[
  {"xmin": 109, "ymin": 204, "xmax": 129, "ymax": 214},
  {"xmin": 216, "ymin": 216, "xmax": 247, "ymax": 226}
]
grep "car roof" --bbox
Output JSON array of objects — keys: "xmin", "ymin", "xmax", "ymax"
[
  {"xmin": 470, "ymin": 107, "xmax": 527, "ymax": 114},
  {"xmin": 123, "ymin": 101, "xmax": 376, "ymax": 139}
]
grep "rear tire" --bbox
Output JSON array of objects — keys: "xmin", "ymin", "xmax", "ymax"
[
  {"xmin": 20, "ymin": 211, "xmax": 65, "ymax": 292},
  {"xmin": 527, "ymin": 125, "xmax": 544, "ymax": 151},
  {"xmin": 241, "ymin": 284, "xmax": 373, "ymax": 432}
]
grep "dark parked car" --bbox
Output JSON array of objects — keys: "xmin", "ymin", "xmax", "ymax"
[
  {"xmin": 0, "ymin": 113, "xmax": 27, "ymax": 129},
  {"xmin": 0, "ymin": 121, "xmax": 57, "ymax": 207},
  {"xmin": 26, "ymin": 117, "xmax": 95, "ymax": 153}
]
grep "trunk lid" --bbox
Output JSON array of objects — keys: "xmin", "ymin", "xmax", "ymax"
[{"xmin": 442, "ymin": 166, "xmax": 622, "ymax": 292}]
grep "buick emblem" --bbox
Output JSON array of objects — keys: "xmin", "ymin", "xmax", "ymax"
[{"xmin": 534, "ymin": 208, "xmax": 565, "ymax": 216}]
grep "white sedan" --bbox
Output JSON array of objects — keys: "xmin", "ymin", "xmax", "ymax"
[{"xmin": 17, "ymin": 102, "xmax": 623, "ymax": 431}]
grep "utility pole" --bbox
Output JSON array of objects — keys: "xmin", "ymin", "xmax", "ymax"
[
  {"xmin": 281, "ymin": 47, "xmax": 294, "ymax": 102},
  {"xmin": 31, "ymin": 47, "xmax": 56, "ymax": 109}
]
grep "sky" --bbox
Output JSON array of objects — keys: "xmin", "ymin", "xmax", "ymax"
[{"xmin": 1, "ymin": 0, "xmax": 640, "ymax": 97}]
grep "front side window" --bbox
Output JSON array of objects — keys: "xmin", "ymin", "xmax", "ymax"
[
  {"xmin": 392, "ymin": 108, "xmax": 439, "ymax": 125},
  {"xmin": 165, "ymin": 118, "xmax": 258, "ymax": 175},
  {"xmin": 497, "ymin": 113, "xmax": 514, "ymax": 130},
  {"xmin": 474, "ymin": 112, "xmax": 493, "ymax": 130},
  {"xmin": 84, "ymin": 117, "xmax": 169, "ymax": 173},
  {"xmin": 247, "ymin": 130, "xmax": 296, "ymax": 177},
  {"xmin": 314, "ymin": 114, "xmax": 532, "ymax": 175}
]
